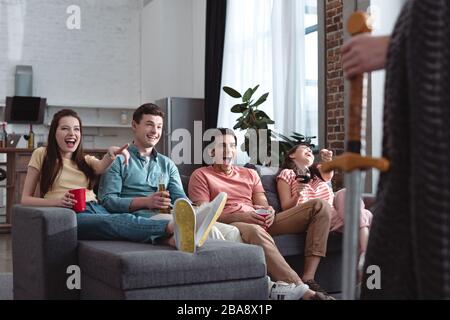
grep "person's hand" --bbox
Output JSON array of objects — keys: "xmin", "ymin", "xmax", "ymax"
[
  {"xmin": 341, "ymin": 34, "xmax": 390, "ymax": 79},
  {"xmin": 233, "ymin": 211, "xmax": 266, "ymax": 227},
  {"xmin": 264, "ymin": 206, "xmax": 276, "ymax": 229},
  {"xmin": 254, "ymin": 205, "xmax": 275, "ymax": 229},
  {"xmin": 56, "ymin": 192, "xmax": 77, "ymax": 208},
  {"xmin": 292, "ymin": 180, "xmax": 309, "ymax": 195},
  {"xmin": 146, "ymin": 191, "xmax": 171, "ymax": 210},
  {"xmin": 108, "ymin": 143, "xmax": 130, "ymax": 165},
  {"xmin": 320, "ymin": 149, "xmax": 333, "ymax": 162}
]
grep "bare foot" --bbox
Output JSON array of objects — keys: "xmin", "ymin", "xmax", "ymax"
[
  {"xmin": 302, "ymin": 289, "xmax": 316, "ymax": 300},
  {"xmin": 157, "ymin": 236, "xmax": 176, "ymax": 248}
]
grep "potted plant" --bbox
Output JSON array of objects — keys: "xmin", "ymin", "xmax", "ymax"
[
  {"xmin": 223, "ymin": 85, "xmax": 274, "ymax": 165},
  {"xmin": 223, "ymin": 85, "xmax": 317, "ymax": 166},
  {"xmin": 271, "ymin": 131, "xmax": 317, "ymax": 164}
]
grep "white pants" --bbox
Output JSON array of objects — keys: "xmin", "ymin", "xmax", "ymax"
[
  {"xmin": 152, "ymin": 214, "xmax": 243, "ymax": 243},
  {"xmin": 214, "ymin": 222, "xmax": 243, "ymax": 243}
]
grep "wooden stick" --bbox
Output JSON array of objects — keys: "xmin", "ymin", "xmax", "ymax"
[
  {"xmin": 321, "ymin": 152, "xmax": 390, "ymax": 173},
  {"xmin": 347, "ymin": 11, "xmax": 372, "ymax": 152}
]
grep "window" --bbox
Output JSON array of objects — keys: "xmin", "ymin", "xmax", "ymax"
[
  {"xmin": 219, "ymin": 0, "xmax": 320, "ymax": 163},
  {"xmin": 304, "ymin": 0, "xmax": 319, "ymax": 143}
]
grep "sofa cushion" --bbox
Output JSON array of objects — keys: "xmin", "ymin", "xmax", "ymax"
[
  {"xmin": 78, "ymin": 239, "xmax": 266, "ymax": 291},
  {"xmin": 260, "ymin": 174, "xmax": 282, "ymax": 213},
  {"xmin": 243, "ymin": 164, "xmax": 283, "ymax": 213}
]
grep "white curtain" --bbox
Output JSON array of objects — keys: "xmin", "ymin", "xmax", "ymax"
[
  {"xmin": 271, "ymin": 0, "xmax": 305, "ymax": 136},
  {"xmin": 217, "ymin": 0, "xmax": 274, "ymax": 164},
  {"xmin": 218, "ymin": 0, "xmax": 306, "ymax": 165}
]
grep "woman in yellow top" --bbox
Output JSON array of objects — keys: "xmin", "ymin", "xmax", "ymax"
[{"xmin": 20, "ymin": 109, "xmax": 176, "ymax": 244}]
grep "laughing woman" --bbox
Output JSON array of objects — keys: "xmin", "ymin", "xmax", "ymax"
[
  {"xmin": 276, "ymin": 144, "xmax": 372, "ymax": 267},
  {"xmin": 20, "ymin": 109, "xmax": 177, "ymax": 245}
]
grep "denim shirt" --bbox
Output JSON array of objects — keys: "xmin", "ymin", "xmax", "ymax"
[{"xmin": 98, "ymin": 143, "xmax": 187, "ymax": 215}]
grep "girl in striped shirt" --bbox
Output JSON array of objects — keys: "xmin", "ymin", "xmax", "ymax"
[{"xmin": 276, "ymin": 144, "xmax": 372, "ymax": 261}]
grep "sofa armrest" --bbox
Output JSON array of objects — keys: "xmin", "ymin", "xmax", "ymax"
[{"xmin": 12, "ymin": 205, "xmax": 79, "ymax": 300}]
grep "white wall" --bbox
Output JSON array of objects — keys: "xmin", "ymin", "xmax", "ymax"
[
  {"xmin": 0, "ymin": 0, "xmax": 207, "ymax": 148},
  {"xmin": 0, "ymin": 0, "xmax": 141, "ymax": 107},
  {"xmin": 0, "ymin": 0, "xmax": 142, "ymax": 148},
  {"xmin": 192, "ymin": 0, "xmax": 206, "ymax": 99},
  {"xmin": 141, "ymin": 0, "xmax": 206, "ymax": 103}
]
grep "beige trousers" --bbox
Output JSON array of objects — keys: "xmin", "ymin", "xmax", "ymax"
[{"xmin": 232, "ymin": 199, "xmax": 331, "ymax": 283}]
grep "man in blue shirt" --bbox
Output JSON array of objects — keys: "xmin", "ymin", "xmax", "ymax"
[
  {"xmin": 99, "ymin": 104, "xmax": 188, "ymax": 215},
  {"xmin": 98, "ymin": 103, "xmax": 233, "ymax": 251}
]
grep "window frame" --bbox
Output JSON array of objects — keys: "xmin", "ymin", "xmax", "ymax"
[{"xmin": 304, "ymin": 0, "xmax": 322, "ymax": 147}]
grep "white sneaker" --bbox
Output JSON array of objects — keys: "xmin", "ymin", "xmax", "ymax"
[
  {"xmin": 269, "ymin": 281, "xmax": 310, "ymax": 300},
  {"xmin": 192, "ymin": 192, "xmax": 227, "ymax": 247},
  {"xmin": 173, "ymin": 192, "xmax": 227, "ymax": 253}
]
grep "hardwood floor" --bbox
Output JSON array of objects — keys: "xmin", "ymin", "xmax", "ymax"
[{"xmin": 0, "ymin": 234, "xmax": 12, "ymax": 273}]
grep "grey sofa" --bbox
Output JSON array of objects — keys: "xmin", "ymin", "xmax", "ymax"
[
  {"xmin": 11, "ymin": 206, "xmax": 268, "ymax": 300},
  {"xmin": 11, "ymin": 167, "xmax": 375, "ymax": 299}
]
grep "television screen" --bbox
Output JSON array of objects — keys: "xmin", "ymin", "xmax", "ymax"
[{"xmin": 4, "ymin": 96, "xmax": 46, "ymax": 124}]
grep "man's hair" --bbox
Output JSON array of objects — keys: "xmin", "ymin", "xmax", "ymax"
[
  {"xmin": 210, "ymin": 128, "xmax": 238, "ymax": 146},
  {"xmin": 133, "ymin": 103, "xmax": 165, "ymax": 123}
]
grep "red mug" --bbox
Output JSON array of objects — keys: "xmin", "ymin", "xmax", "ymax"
[
  {"xmin": 69, "ymin": 188, "xmax": 86, "ymax": 213},
  {"xmin": 255, "ymin": 209, "xmax": 270, "ymax": 230}
]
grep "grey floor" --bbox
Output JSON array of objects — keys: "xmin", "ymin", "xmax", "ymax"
[{"xmin": 0, "ymin": 233, "xmax": 13, "ymax": 300}]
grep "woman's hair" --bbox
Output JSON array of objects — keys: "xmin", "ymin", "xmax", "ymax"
[
  {"xmin": 40, "ymin": 109, "xmax": 96, "ymax": 197},
  {"xmin": 280, "ymin": 144, "xmax": 322, "ymax": 181}
]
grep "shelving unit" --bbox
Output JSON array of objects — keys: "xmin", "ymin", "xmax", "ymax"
[
  {"xmin": 47, "ymin": 104, "xmax": 136, "ymax": 110},
  {"xmin": 45, "ymin": 104, "xmax": 136, "ymax": 130},
  {"xmin": 0, "ymin": 102, "xmax": 134, "ymax": 149},
  {"xmin": 44, "ymin": 123, "xmax": 131, "ymax": 128}
]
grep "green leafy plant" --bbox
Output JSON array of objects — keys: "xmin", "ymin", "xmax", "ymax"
[
  {"xmin": 223, "ymin": 85, "xmax": 317, "ymax": 166},
  {"xmin": 223, "ymin": 85, "xmax": 274, "ymax": 165},
  {"xmin": 271, "ymin": 131, "xmax": 317, "ymax": 165},
  {"xmin": 223, "ymin": 85, "xmax": 273, "ymax": 131}
]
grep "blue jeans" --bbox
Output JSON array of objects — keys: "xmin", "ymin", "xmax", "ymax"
[{"xmin": 76, "ymin": 202, "xmax": 170, "ymax": 244}]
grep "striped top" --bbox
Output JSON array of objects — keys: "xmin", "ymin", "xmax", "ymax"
[{"xmin": 277, "ymin": 169, "xmax": 334, "ymax": 208}]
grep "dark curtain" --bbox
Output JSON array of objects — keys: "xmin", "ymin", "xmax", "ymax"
[{"xmin": 204, "ymin": 0, "xmax": 227, "ymax": 131}]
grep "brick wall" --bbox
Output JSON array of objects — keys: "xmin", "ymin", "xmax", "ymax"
[{"xmin": 325, "ymin": 0, "xmax": 345, "ymax": 189}]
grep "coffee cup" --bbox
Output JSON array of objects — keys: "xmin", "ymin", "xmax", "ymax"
[{"xmin": 69, "ymin": 188, "xmax": 86, "ymax": 213}]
